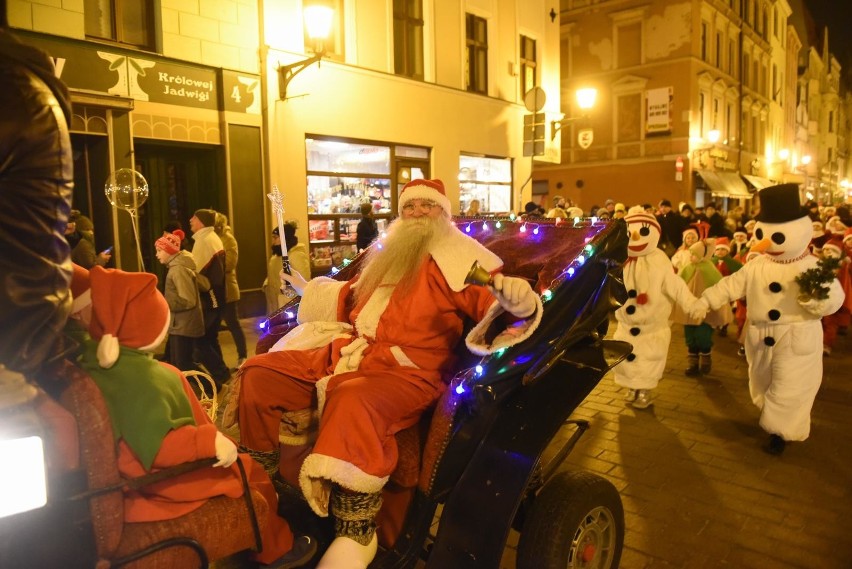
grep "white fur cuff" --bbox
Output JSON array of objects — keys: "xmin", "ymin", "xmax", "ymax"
[
  {"xmin": 299, "ymin": 453, "xmax": 388, "ymax": 516},
  {"xmin": 297, "ymin": 277, "xmax": 348, "ymax": 323},
  {"xmin": 465, "ymin": 296, "xmax": 544, "ymax": 356}
]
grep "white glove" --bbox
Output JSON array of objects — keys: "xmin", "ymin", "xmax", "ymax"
[
  {"xmin": 687, "ymin": 298, "xmax": 709, "ymax": 321},
  {"xmin": 213, "ymin": 431, "xmax": 238, "ymax": 468},
  {"xmin": 798, "ymin": 297, "xmax": 829, "ymax": 317},
  {"xmin": 491, "ymin": 274, "xmax": 537, "ymax": 318},
  {"xmin": 280, "ymin": 269, "xmax": 308, "ymax": 296}
]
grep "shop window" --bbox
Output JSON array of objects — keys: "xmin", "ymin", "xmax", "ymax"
[
  {"xmin": 84, "ymin": 0, "xmax": 155, "ymax": 50},
  {"xmin": 466, "ymin": 13, "xmax": 488, "ymax": 94},
  {"xmin": 393, "ymin": 0, "xmax": 424, "ymax": 79},
  {"xmin": 458, "ymin": 155, "xmax": 512, "ymax": 214},
  {"xmin": 305, "ymin": 137, "xmax": 429, "ymax": 275}
]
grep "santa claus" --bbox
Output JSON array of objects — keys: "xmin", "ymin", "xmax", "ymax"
[
  {"xmin": 232, "ymin": 179, "xmax": 541, "ymax": 568},
  {"xmin": 693, "ymin": 184, "xmax": 845, "ymax": 455},
  {"xmin": 612, "ymin": 211, "xmax": 698, "ymax": 409}
]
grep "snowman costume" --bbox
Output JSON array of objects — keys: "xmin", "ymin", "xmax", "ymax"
[
  {"xmin": 696, "ymin": 184, "xmax": 844, "ymax": 448},
  {"xmin": 613, "ymin": 212, "xmax": 697, "ymax": 401}
]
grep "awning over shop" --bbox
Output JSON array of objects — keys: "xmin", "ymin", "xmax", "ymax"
[
  {"xmin": 695, "ymin": 170, "xmax": 753, "ymax": 199},
  {"xmin": 741, "ymin": 174, "xmax": 774, "ymax": 190}
]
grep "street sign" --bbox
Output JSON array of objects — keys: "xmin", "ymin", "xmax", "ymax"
[{"xmin": 577, "ymin": 128, "xmax": 594, "ymax": 149}]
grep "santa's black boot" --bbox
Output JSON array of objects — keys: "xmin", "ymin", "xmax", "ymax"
[
  {"xmin": 685, "ymin": 353, "xmax": 700, "ymax": 377},
  {"xmin": 699, "ymin": 352, "xmax": 712, "ymax": 374},
  {"xmin": 238, "ymin": 445, "xmax": 280, "ymax": 477}
]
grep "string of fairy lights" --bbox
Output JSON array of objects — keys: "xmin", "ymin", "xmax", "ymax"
[{"xmin": 260, "ymin": 215, "xmax": 611, "ymax": 396}]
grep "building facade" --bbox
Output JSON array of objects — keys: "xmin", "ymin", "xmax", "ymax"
[
  {"xmin": 535, "ymin": 0, "xmax": 850, "ymax": 214},
  {"xmin": 8, "ymin": 0, "xmax": 563, "ymax": 313}
]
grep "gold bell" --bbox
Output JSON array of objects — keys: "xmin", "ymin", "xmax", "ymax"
[{"xmin": 464, "ymin": 261, "xmax": 494, "ymax": 286}]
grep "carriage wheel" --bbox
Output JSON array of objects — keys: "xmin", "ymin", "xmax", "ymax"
[{"xmin": 516, "ymin": 471, "xmax": 624, "ymax": 569}]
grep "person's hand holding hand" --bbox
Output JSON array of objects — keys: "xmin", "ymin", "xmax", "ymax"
[
  {"xmin": 213, "ymin": 431, "xmax": 238, "ymax": 468},
  {"xmin": 687, "ymin": 298, "xmax": 709, "ymax": 321},
  {"xmin": 491, "ymin": 274, "xmax": 537, "ymax": 318},
  {"xmin": 280, "ymin": 269, "xmax": 308, "ymax": 296}
]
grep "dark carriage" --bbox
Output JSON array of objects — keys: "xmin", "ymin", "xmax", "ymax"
[{"xmin": 257, "ymin": 216, "xmax": 632, "ymax": 569}]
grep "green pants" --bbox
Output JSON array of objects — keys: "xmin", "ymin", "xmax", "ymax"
[{"xmin": 684, "ymin": 323, "xmax": 713, "ymax": 354}]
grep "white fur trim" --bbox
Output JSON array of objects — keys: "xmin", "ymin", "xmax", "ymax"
[
  {"xmin": 465, "ymin": 296, "xmax": 544, "ymax": 356},
  {"xmin": 429, "ymin": 230, "xmax": 503, "ymax": 291},
  {"xmin": 269, "ymin": 321, "xmax": 353, "ymax": 353},
  {"xmin": 139, "ymin": 318, "xmax": 170, "ymax": 352},
  {"xmin": 354, "ymin": 284, "xmax": 394, "ymax": 338},
  {"xmin": 316, "ymin": 374, "xmax": 332, "ymax": 416},
  {"xmin": 297, "ymin": 278, "xmax": 348, "ymax": 323},
  {"xmin": 299, "ymin": 453, "xmax": 388, "ymax": 516},
  {"xmin": 397, "ymin": 183, "xmax": 451, "ymax": 215},
  {"xmin": 97, "ymin": 334, "xmax": 120, "ymax": 368},
  {"xmin": 71, "ymin": 289, "xmax": 91, "ymax": 316},
  {"xmin": 390, "ymin": 346, "xmax": 419, "ymax": 368}
]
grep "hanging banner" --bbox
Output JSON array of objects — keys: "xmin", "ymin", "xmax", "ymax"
[{"xmin": 646, "ymin": 87, "xmax": 673, "ymax": 134}]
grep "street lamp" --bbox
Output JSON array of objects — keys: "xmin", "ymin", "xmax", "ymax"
[
  {"xmin": 691, "ymin": 129, "xmax": 721, "ymax": 168},
  {"xmin": 550, "ymin": 88, "xmax": 597, "ymax": 140},
  {"xmin": 278, "ymin": 1, "xmax": 335, "ymax": 100}
]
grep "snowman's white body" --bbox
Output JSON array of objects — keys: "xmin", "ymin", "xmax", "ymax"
[
  {"xmin": 613, "ymin": 214, "xmax": 696, "ymax": 390},
  {"xmin": 703, "ymin": 216, "xmax": 844, "ymax": 440}
]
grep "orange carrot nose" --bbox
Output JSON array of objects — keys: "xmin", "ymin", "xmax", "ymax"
[
  {"xmin": 630, "ymin": 230, "xmax": 641, "ymax": 241},
  {"xmin": 749, "ymin": 238, "xmax": 773, "ymax": 253}
]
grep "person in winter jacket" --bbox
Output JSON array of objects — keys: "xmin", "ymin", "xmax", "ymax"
[
  {"xmin": 155, "ymin": 229, "xmax": 204, "ymax": 372},
  {"xmin": 215, "ymin": 212, "xmax": 247, "ymax": 370}
]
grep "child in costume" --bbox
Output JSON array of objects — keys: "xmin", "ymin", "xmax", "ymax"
[
  {"xmin": 711, "ymin": 237, "xmax": 743, "ymax": 337},
  {"xmin": 820, "ymin": 238, "xmax": 851, "ymax": 356},
  {"xmin": 670, "ymin": 225, "xmax": 700, "ymax": 272},
  {"xmin": 613, "ymin": 211, "xmax": 699, "ymax": 409},
  {"xmin": 69, "ymin": 265, "xmax": 316, "ymax": 568},
  {"xmin": 692, "ymin": 184, "xmax": 845, "ymax": 455},
  {"xmin": 671, "ymin": 239, "xmax": 730, "ymax": 376},
  {"xmin": 154, "ymin": 229, "xmax": 204, "ymax": 372}
]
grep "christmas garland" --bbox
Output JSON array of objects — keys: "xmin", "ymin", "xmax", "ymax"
[{"xmin": 795, "ymin": 256, "xmax": 841, "ymax": 301}]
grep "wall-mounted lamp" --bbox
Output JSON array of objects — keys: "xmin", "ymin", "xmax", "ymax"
[
  {"xmin": 278, "ymin": 2, "xmax": 334, "ymax": 100},
  {"xmin": 551, "ymin": 88, "xmax": 597, "ymax": 140},
  {"xmin": 691, "ymin": 129, "xmax": 721, "ymax": 168}
]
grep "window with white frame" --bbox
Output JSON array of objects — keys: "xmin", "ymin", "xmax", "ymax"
[
  {"xmin": 84, "ymin": 0, "xmax": 154, "ymax": 49},
  {"xmin": 458, "ymin": 155, "xmax": 512, "ymax": 214}
]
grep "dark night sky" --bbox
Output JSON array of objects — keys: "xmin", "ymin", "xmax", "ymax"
[{"xmin": 805, "ymin": 0, "xmax": 852, "ymax": 86}]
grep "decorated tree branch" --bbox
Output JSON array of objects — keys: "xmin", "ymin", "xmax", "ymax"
[{"xmin": 795, "ymin": 256, "xmax": 841, "ymax": 301}]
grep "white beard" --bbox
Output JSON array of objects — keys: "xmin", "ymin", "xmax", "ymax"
[{"xmin": 355, "ymin": 213, "xmax": 454, "ymax": 304}]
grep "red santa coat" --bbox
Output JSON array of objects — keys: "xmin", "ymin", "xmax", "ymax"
[{"xmin": 239, "ymin": 244, "xmax": 542, "ymax": 515}]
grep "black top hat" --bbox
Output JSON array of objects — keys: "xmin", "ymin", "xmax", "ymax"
[{"xmin": 755, "ymin": 183, "xmax": 806, "ymax": 223}]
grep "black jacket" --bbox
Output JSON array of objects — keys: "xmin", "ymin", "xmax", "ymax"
[{"xmin": 0, "ymin": 30, "xmax": 75, "ymax": 376}]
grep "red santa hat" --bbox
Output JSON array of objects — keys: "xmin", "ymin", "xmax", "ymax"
[
  {"xmin": 398, "ymin": 178, "xmax": 452, "ymax": 216},
  {"xmin": 70, "ymin": 263, "xmax": 93, "ymax": 317},
  {"xmin": 714, "ymin": 236, "xmax": 731, "ymax": 252},
  {"xmin": 87, "ymin": 266, "xmax": 170, "ymax": 368},
  {"xmin": 733, "ymin": 231, "xmax": 747, "ymax": 240},
  {"xmin": 623, "ymin": 211, "xmax": 661, "ymax": 232},
  {"xmin": 823, "ymin": 238, "xmax": 845, "ymax": 257},
  {"xmin": 155, "ymin": 229, "xmax": 184, "ymax": 255},
  {"xmin": 844, "ymin": 228, "xmax": 852, "ymax": 245}
]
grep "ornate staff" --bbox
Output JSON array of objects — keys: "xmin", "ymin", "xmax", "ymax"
[{"xmin": 267, "ymin": 185, "xmax": 297, "ymax": 298}]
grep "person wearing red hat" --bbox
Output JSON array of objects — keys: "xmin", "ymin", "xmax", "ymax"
[
  {"xmin": 613, "ymin": 211, "xmax": 701, "ymax": 409},
  {"xmin": 155, "ymin": 229, "xmax": 204, "ymax": 372},
  {"xmin": 68, "ymin": 265, "xmax": 314, "ymax": 567},
  {"xmin": 820, "ymin": 239, "xmax": 851, "ymax": 356},
  {"xmin": 692, "ymin": 184, "xmax": 845, "ymax": 455},
  {"xmin": 229, "ymin": 178, "xmax": 541, "ymax": 568},
  {"xmin": 710, "ymin": 236, "xmax": 743, "ymax": 338}
]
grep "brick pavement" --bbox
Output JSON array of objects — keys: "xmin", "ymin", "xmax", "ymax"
[{"xmin": 219, "ymin": 318, "xmax": 852, "ymax": 568}]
